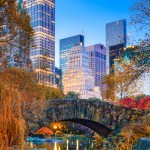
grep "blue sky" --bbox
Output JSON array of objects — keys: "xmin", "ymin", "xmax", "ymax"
[{"xmin": 55, "ymin": 0, "xmax": 136, "ymax": 67}]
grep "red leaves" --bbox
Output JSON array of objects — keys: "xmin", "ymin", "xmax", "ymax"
[
  {"xmin": 120, "ymin": 96, "xmax": 150, "ymax": 110},
  {"xmin": 120, "ymin": 98, "xmax": 137, "ymax": 109},
  {"xmin": 138, "ymin": 96, "xmax": 150, "ymax": 110}
]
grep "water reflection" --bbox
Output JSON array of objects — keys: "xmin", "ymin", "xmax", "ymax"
[
  {"xmin": 29, "ymin": 139, "xmax": 94, "ymax": 150},
  {"xmin": 76, "ymin": 140, "xmax": 79, "ymax": 150},
  {"xmin": 66, "ymin": 140, "xmax": 69, "ymax": 150},
  {"xmin": 54, "ymin": 142, "xmax": 57, "ymax": 150}
]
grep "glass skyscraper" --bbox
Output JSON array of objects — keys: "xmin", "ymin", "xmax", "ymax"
[
  {"xmin": 25, "ymin": 0, "xmax": 55, "ymax": 86},
  {"xmin": 106, "ymin": 19, "xmax": 126, "ymax": 73},
  {"xmin": 60, "ymin": 35, "xmax": 84, "ymax": 88}
]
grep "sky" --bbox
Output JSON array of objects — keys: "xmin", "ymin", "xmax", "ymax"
[{"xmin": 55, "ymin": 0, "xmax": 136, "ymax": 67}]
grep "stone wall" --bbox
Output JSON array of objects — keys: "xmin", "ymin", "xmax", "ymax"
[{"xmin": 28, "ymin": 99, "xmax": 148, "ymax": 136}]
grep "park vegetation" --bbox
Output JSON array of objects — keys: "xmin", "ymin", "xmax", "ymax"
[
  {"xmin": 0, "ymin": 0, "xmax": 65, "ymax": 148},
  {"xmin": 100, "ymin": 0, "xmax": 150, "ymax": 149},
  {"xmin": 119, "ymin": 96, "xmax": 150, "ymax": 110},
  {"xmin": 103, "ymin": 0, "xmax": 150, "ymax": 102},
  {"xmin": 0, "ymin": 67, "xmax": 64, "ymax": 149},
  {"xmin": 94, "ymin": 114, "xmax": 150, "ymax": 150},
  {"xmin": 0, "ymin": 0, "xmax": 149, "ymax": 149},
  {"xmin": 0, "ymin": 0, "xmax": 33, "ymax": 54}
]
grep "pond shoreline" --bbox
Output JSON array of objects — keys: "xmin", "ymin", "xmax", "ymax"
[{"xmin": 27, "ymin": 134, "xmax": 95, "ymax": 150}]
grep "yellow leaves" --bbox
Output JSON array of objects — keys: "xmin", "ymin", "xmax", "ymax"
[
  {"xmin": 103, "ymin": 74, "xmax": 115, "ymax": 101},
  {"xmin": 119, "ymin": 115, "xmax": 150, "ymax": 149},
  {"xmin": 103, "ymin": 59, "xmax": 139, "ymax": 101},
  {"xmin": 94, "ymin": 132, "xmax": 103, "ymax": 149}
]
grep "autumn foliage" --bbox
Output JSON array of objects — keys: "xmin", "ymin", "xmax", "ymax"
[
  {"xmin": 120, "ymin": 96, "xmax": 150, "ymax": 110},
  {"xmin": 0, "ymin": 68, "xmax": 35, "ymax": 148},
  {"xmin": 120, "ymin": 98, "xmax": 137, "ymax": 109},
  {"xmin": 138, "ymin": 96, "xmax": 150, "ymax": 110},
  {"xmin": 0, "ymin": 68, "xmax": 64, "ymax": 149}
]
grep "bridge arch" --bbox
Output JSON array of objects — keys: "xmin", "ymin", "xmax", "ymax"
[
  {"xmin": 29, "ymin": 99, "xmax": 147, "ymax": 137},
  {"xmin": 61, "ymin": 119, "xmax": 112, "ymax": 137}
]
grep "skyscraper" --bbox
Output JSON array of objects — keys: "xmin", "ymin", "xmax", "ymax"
[
  {"xmin": 60, "ymin": 34, "xmax": 84, "ymax": 87},
  {"xmin": 25, "ymin": 0, "xmax": 55, "ymax": 86},
  {"xmin": 64, "ymin": 45, "xmax": 102, "ymax": 99},
  {"xmin": 86, "ymin": 44, "xmax": 106, "ymax": 93},
  {"xmin": 106, "ymin": 19, "xmax": 126, "ymax": 74}
]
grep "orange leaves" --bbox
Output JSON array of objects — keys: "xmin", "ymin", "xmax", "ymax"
[
  {"xmin": 120, "ymin": 115, "xmax": 150, "ymax": 149},
  {"xmin": 1, "ymin": 67, "xmax": 38, "ymax": 101},
  {"xmin": 0, "ymin": 68, "xmax": 37, "ymax": 148}
]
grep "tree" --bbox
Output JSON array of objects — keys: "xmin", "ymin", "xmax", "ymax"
[
  {"xmin": 0, "ymin": 68, "xmax": 47, "ymax": 148},
  {"xmin": 120, "ymin": 97, "xmax": 137, "ymax": 109},
  {"xmin": 96, "ymin": 114, "xmax": 150, "ymax": 149},
  {"xmin": 103, "ymin": 74, "xmax": 115, "ymax": 101},
  {"xmin": 130, "ymin": 0, "xmax": 150, "ymax": 31},
  {"xmin": 119, "ymin": 114, "xmax": 150, "ymax": 149},
  {"xmin": 64, "ymin": 91, "xmax": 80, "ymax": 100},
  {"xmin": 0, "ymin": 0, "xmax": 33, "ymax": 67},
  {"xmin": 0, "ymin": 68, "xmax": 36, "ymax": 148},
  {"xmin": 138, "ymin": 96, "xmax": 150, "ymax": 110},
  {"xmin": 125, "ymin": 46, "xmax": 150, "ymax": 86},
  {"xmin": 45, "ymin": 87, "xmax": 64, "ymax": 100},
  {"xmin": 103, "ymin": 61, "xmax": 140, "ymax": 101},
  {"xmin": 115, "ymin": 60, "xmax": 141, "ymax": 99},
  {"xmin": 127, "ymin": 0, "xmax": 150, "ymax": 84},
  {"xmin": 36, "ymin": 85, "xmax": 65, "ymax": 101}
]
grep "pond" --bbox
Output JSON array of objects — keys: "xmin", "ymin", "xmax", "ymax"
[{"xmin": 28, "ymin": 136, "xmax": 95, "ymax": 150}]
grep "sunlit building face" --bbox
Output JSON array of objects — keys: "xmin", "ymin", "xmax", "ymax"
[
  {"xmin": 60, "ymin": 35, "xmax": 84, "ymax": 89},
  {"xmin": 64, "ymin": 45, "xmax": 102, "ymax": 99},
  {"xmin": 25, "ymin": 0, "xmax": 55, "ymax": 86}
]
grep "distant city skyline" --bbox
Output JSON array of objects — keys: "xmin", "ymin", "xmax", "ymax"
[{"xmin": 55, "ymin": 0, "xmax": 141, "ymax": 67}]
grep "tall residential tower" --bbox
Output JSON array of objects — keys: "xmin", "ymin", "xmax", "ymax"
[
  {"xmin": 26, "ymin": 0, "xmax": 55, "ymax": 86},
  {"xmin": 106, "ymin": 19, "xmax": 126, "ymax": 74}
]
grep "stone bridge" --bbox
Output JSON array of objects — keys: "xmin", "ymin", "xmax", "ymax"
[{"xmin": 29, "ymin": 99, "xmax": 147, "ymax": 137}]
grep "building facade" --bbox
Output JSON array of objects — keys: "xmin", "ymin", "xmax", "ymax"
[
  {"xmin": 60, "ymin": 35, "xmax": 84, "ymax": 87},
  {"xmin": 25, "ymin": 0, "xmax": 55, "ymax": 86},
  {"xmin": 64, "ymin": 45, "xmax": 102, "ymax": 99},
  {"xmin": 106, "ymin": 19, "xmax": 126, "ymax": 74},
  {"xmin": 86, "ymin": 44, "xmax": 106, "ymax": 93}
]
